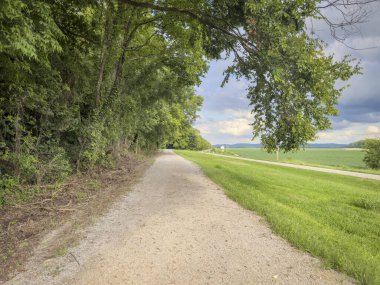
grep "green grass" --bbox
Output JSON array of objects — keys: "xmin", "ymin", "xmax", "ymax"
[
  {"xmin": 217, "ymin": 148, "xmax": 380, "ymax": 175},
  {"xmin": 176, "ymin": 150, "xmax": 380, "ymax": 285}
]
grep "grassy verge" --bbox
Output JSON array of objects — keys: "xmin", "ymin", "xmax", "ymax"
[{"xmin": 176, "ymin": 150, "xmax": 380, "ymax": 285}]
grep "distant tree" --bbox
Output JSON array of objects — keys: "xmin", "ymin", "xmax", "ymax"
[
  {"xmin": 348, "ymin": 140, "xmax": 365, "ymax": 148},
  {"xmin": 363, "ymin": 139, "xmax": 380, "ymax": 169}
]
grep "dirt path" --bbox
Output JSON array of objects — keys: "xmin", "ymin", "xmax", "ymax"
[
  {"xmin": 5, "ymin": 150, "xmax": 352, "ymax": 285},
  {"xmin": 207, "ymin": 152, "xmax": 380, "ymax": 181}
]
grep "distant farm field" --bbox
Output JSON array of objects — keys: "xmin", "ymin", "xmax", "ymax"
[
  {"xmin": 176, "ymin": 150, "xmax": 380, "ymax": 285},
  {"xmin": 221, "ymin": 148, "xmax": 380, "ymax": 174}
]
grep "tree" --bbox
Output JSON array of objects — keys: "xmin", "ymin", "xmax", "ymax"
[
  {"xmin": 348, "ymin": 140, "xmax": 365, "ymax": 148},
  {"xmin": 123, "ymin": 0, "xmax": 363, "ymax": 152},
  {"xmin": 0, "ymin": 0, "xmax": 370, "ymax": 187},
  {"xmin": 363, "ymin": 139, "xmax": 380, "ymax": 169}
]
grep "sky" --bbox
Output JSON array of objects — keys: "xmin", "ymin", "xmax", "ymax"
[{"xmin": 194, "ymin": 2, "xmax": 380, "ymax": 145}]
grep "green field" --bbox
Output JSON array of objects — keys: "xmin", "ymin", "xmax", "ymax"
[
  {"xmin": 176, "ymin": 150, "xmax": 380, "ymax": 285},
  {"xmin": 213, "ymin": 148, "xmax": 380, "ymax": 175}
]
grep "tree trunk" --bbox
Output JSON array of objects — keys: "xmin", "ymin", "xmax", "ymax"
[
  {"xmin": 135, "ymin": 135, "xmax": 139, "ymax": 154},
  {"xmin": 109, "ymin": 22, "xmax": 133, "ymax": 95},
  {"xmin": 100, "ymin": 13, "xmax": 136, "ymax": 116},
  {"xmin": 95, "ymin": 2, "xmax": 113, "ymax": 106},
  {"xmin": 14, "ymin": 102, "xmax": 22, "ymax": 177}
]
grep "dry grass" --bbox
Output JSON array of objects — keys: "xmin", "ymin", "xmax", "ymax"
[{"xmin": 0, "ymin": 153, "xmax": 153, "ymax": 282}]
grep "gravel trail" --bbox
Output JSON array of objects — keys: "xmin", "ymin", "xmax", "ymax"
[
  {"xmin": 207, "ymin": 152, "xmax": 380, "ymax": 181},
  {"xmin": 5, "ymin": 150, "xmax": 353, "ymax": 285}
]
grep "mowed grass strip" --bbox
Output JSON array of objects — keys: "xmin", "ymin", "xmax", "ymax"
[
  {"xmin": 227, "ymin": 148, "xmax": 380, "ymax": 175},
  {"xmin": 176, "ymin": 150, "xmax": 380, "ymax": 285}
]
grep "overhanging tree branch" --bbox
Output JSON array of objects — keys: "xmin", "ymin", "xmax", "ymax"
[
  {"xmin": 123, "ymin": 0, "xmax": 241, "ymax": 42},
  {"xmin": 124, "ymin": 0, "xmax": 262, "ymax": 57}
]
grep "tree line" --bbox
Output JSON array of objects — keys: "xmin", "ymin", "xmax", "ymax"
[
  {"xmin": 0, "ymin": 0, "xmax": 213, "ymax": 193},
  {"xmin": 0, "ymin": 0, "xmax": 367, "ymax": 202}
]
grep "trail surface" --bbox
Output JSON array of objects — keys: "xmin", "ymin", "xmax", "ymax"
[
  {"xmin": 207, "ymin": 152, "xmax": 380, "ymax": 181},
  {"xmin": 6, "ymin": 150, "xmax": 352, "ymax": 285}
]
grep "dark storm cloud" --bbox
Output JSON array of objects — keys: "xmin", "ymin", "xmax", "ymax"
[
  {"xmin": 310, "ymin": 1, "xmax": 380, "ymax": 127},
  {"xmin": 334, "ymin": 58, "xmax": 380, "ymax": 125},
  {"xmin": 336, "ymin": 104, "xmax": 380, "ymax": 123}
]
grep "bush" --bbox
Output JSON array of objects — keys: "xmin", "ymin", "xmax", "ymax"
[
  {"xmin": 363, "ymin": 139, "xmax": 380, "ymax": 169},
  {"xmin": 79, "ymin": 121, "xmax": 108, "ymax": 170},
  {"xmin": 36, "ymin": 145, "xmax": 72, "ymax": 184},
  {"xmin": 0, "ymin": 174, "xmax": 19, "ymax": 207}
]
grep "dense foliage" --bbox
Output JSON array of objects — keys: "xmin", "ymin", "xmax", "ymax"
[
  {"xmin": 122, "ymin": 0, "xmax": 361, "ymax": 152},
  {"xmin": 363, "ymin": 139, "xmax": 380, "ymax": 169},
  {"xmin": 0, "ymin": 0, "xmax": 362, "ymax": 190},
  {"xmin": 0, "ymin": 0, "xmax": 211, "ymax": 192}
]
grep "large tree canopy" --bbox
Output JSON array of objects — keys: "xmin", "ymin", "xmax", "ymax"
[
  {"xmin": 0, "ymin": 0, "xmax": 366, "ymax": 187},
  {"xmin": 123, "ymin": 0, "xmax": 362, "ymax": 152}
]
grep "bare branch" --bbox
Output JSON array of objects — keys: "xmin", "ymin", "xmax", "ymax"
[{"xmin": 315, "ymin": 0, "xmax": 379, "ymax": 46}]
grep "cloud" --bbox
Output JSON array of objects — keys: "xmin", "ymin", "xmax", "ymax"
[
  {"xmin": 196, "ymin": 59, "xmax": 250, "ymax": 114},
  {"xmin": 307, "ymin": 1, "xmax": 380, "ymax": 45},
  {"xmin": 196, "ymin": 118, "xmax": 251, "ymax": 137},
  {"xmin": 317, "ymin": 122, "xmax": 380, "ymax": 143},
  {"xmin": 331, "ymin": 119, "xmax": 352, "ymax": 130},
  {"xmin": 368, "ymin": 125, "xmax": 380, "ymax": 134},
  {"xmin": 223, "ymin": 108, "xmax": 252, "ymax": 119},
  {"xmin": 219, "ymin": 119, "xmax": 252, "ymax": 136}
]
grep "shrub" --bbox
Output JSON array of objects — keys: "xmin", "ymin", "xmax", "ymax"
[
  {"xmin": 79, "ymin": 121, "xmax": 108, "ymax": 170},
  {"xmin": 36, "ymin": 145, "xmax": 72, "ymax": 184},
  {"xmin": 363, "ymin": 139, "xmax": 380, "ymax": 169},
  {"xmin": 0, "ymin": 174, "xmax": 19, "ymax": 207}
]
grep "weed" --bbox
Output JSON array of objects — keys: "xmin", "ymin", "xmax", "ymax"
[
  {"xmin": 87, "ymin": 180, "xmax": 100, "ymax": 190},
  {"xmin": 74, "ymin": 191, "xmax": 86, "ymax": 200},
  {"xmin": 53, "ymin": 246, "xmax": 68, "ymax": 258}
]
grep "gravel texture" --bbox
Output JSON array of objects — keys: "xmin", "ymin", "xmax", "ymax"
[{"xmin": 5, "ymin": 150, "xmax": 353, "ymax": 285}]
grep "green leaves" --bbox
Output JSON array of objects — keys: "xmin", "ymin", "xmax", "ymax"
[
  {"xmin": 0, "ymin": 0, "xmax": 362, "ymax": 184},
  {"xmin": 0, "ymin": 0, "xmax": 62, "ymax": 62},
  {"xmin": 363, "ymin": 139, "xmax": 380, "ymax": 169},
  {"xmin": 235, "ymin": 1, "xmax": 360, "ymax": 152},
  {"xmin": 123, "ymin": 0, "xmax": 360, "ymax": 152}
]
